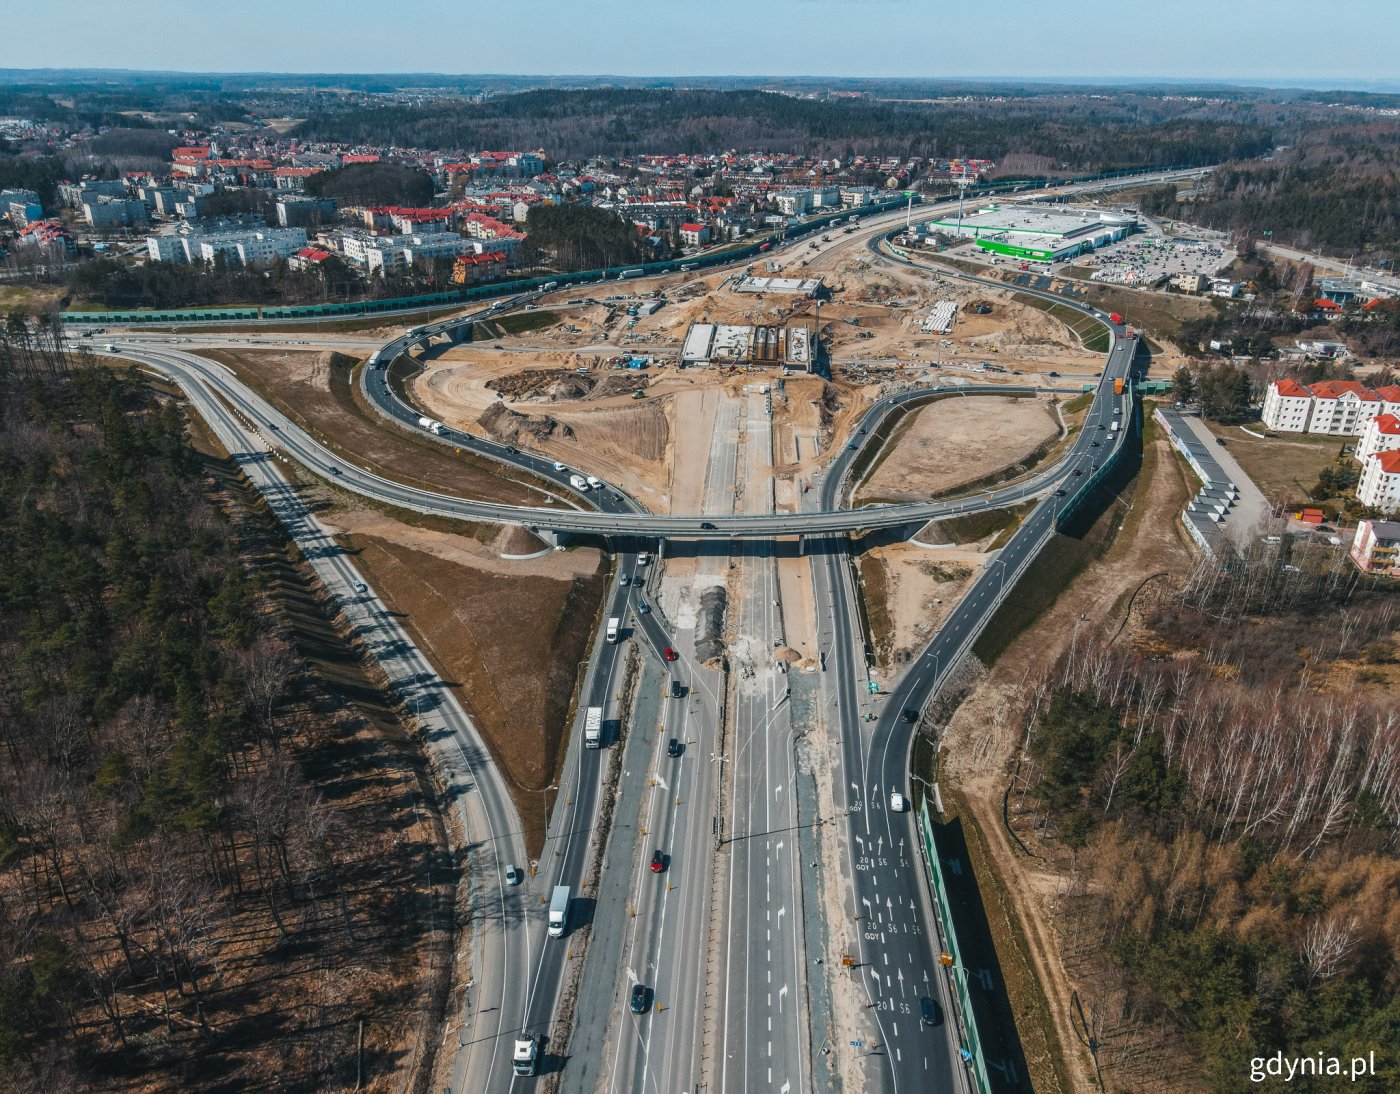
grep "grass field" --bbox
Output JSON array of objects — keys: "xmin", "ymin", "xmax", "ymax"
[{"xmin": 1199, "ymin": 420, "xmax": 1349, "ymax": 506}]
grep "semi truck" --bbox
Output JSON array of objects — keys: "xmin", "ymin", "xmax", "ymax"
[
  {"xmin": 548, "ymin": 885, "xmax": 570, "ymax": 937},
  {"xmin": 541, "ymin": 280, "xmax": 558, "ymax": 291},
  {"xmin": 606, "ymin": 617, "xmax": 621, "ymax": 643},
  {"xmin": 584, "ymin": 705, "xmax": 603, "ymax": 748},
  {"xmin": 1113, "ymin": 377, "xmax": 1125, "ymax": 395},
  {"xmin": 570, "ymin": 474, "xmax": 590, "ymax": 490},
  {"xmin": 619, "ymin": 268, "xmax": 644, "ymax": 279},
  {"xmin": 513, "ymin": 1036, "xmax": 538, "ymax": 1076},
  {"xmin": 417, "ymin": 416, "xmax": 445, "ymax": 435}
]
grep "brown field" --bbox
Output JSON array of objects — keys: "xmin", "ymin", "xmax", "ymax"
[
  {"xmin": 1199, "ymin": 420, "xmax": 1349, "ymax": 507},
  {"xmin": 857, "ymin": 394, "xmax": 1061, "ymax": 503},
  {"xmin": 322, "ymin": 507, "xmax": 609, "ymax": 852},
  {"xmin": 204, "ymin": 348, "xmax": 563, "ymax": 506}
]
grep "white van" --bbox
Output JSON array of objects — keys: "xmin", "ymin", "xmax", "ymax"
[{"xmin": 889, "ymin": 792, "xmax": 909, "ymax": 813}]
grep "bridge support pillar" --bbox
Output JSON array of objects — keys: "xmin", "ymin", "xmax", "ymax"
[
  {"xmin": 529, "ymin": 526, "xmax": 566, "ymax": 549},
  {"xmin": 797, "ymin": 535, "xmax": 806, "ymax": 557}
]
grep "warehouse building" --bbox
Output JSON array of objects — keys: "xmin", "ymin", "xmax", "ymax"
[{"xmin": 927, "ymin": 205, "xmax": 1134, "ymax": 262}]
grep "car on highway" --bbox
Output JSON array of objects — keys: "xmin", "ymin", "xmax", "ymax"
[
  {"xmin": 920, "ymin": 997, "xmax": 943, "ymax": 1027},
  {"xmin": 630, "ymin": 983, "xmax": 649, "ymax": 1014},
  {"xmin": 637, "ymin": 600, "xmax": 651, "ymax": 614},
  {"xmin": 901, "ymin": 708, "xmax": 919, "ymax": 724},
  {"xmin": 663, "ymin": 647, "xmax": 678, "ymax": 662},
  {"xmin": 552, "ymin": 461, "xmax": 567, "ymax": 471},
  {"xmin": 700, "ymin": 521, "xmax": 717, "ymax": 529},
  {"xmin": 667, "ymin": 738, "xmax": 684, "ymax": 758},
  {"xmin": 847, "ymin": 443, "xmax": 858, "ymax": 450},
  {"xmin": 650, "ymin": 850, "xmax": 667, "ymax": 873},
  {"xmin": 1090, "ymin": 440, "xmax": 1101, "ymax": 447},
  {"xmin": 1054, "ymin": 489, "xmax": 1067, "ymax": 497},
  {"xmin": 1216, "ymin": 437, "xmax": 1227, "ymax": 447},
  {"xmin": 889, "ymin": 792, "xmax": 909, "ymax": 813},
  {"xmin": 1072, "ymin": 468, "xmax": 1083, "ymax": 476},
  {"xmin": 504, "ymin": 863, "xmax": 522, "ymax": 886},
  {"xmin": 327, "ymin": 465, "xmax": 341, "ymax": 475},
  {"xmin": 1048, "ymin": 370, "xmax": 1060, "ymax": 377},
  {"xmin": 670, "ymin": 678, "xmax": 685, "ymax": 699},
  {"xmin": 354, "ymin": 582, "xmax": 368, "ymax": 593}
]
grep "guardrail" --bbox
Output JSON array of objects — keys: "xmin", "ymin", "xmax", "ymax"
[{"xmin": 917, "ymin": 797, "xmax": 993, "ymax": 1094}]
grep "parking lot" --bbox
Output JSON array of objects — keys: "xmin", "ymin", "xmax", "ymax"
[{"xmin": 1082, "ymin": 235, "xmax": 1234, "ymax": 287}]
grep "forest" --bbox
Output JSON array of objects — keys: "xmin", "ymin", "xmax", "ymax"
[
  {"xmin": 1142, "ymin": 120, "xmax": 1400, "ymax": 258},
  {"xmin": 0, "ymin": 319, "xmax": 446, "ymax": 1088},
  {"xmin": 1011, "ymin": 543, "xmax": 1400, "ymax": 1091},
  {"xmin": 522, "ymin": 203, "xmax": 653, "ymax": 270},
  {"xmin": 290, "ymin": 88, "xmax": 1274, "ymax": 168},
  {"xmin": 302, "ymin": 161, "xmax": 434, "ymax": 208}
]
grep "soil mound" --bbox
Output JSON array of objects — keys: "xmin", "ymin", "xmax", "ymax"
[{"xmin": 480, "ymin": 402, "xmax": 575, "ymax": 444}]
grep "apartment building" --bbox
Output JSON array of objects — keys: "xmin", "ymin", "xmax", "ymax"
[
  {"xmin": 1357, "ymin": 414, "xmax": 1400, "ymax": 461},
  {"xmin": 1358, "ymin": 450, "xmax": 1400, "ymax": 514},
  {"xmin": 1261, "ymin": 379, "xmax": 1400, "ymax": 435},
  {"xmin": 1349, "ymin": 518, "xmax": 1400, "ymax": 575}
]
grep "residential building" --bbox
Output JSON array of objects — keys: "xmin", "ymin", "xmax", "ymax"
[
  {"xmin": 1357, "ymin": 414, "xmax": 1400, "ymax": 461},
  {"xmin": 774, "ymin": 189, "xmax": 815, "ymax": 216},
  {"xmin": 145, "ymin": 226, "xmax": 307, "ymax": 266},
  {"xmin": 679, "ymin": 222, "xmax": 711, "ymax": 247},
  {"xmin": 1358, "ymin": 450, "xmax": 1400, "ymax": 514},
  {"xmin": 15, "ymin": 219, "xmax": 76, "ymax": 258},
  {"xmin": 1260, "ymin": 379, "xmax": 1315, "ymax": 433},
  {"xmin": 82, "ymin": 196, "xmax": 148, "ymax": 229},
  {"xmin": 59, "ymin": 178, "xmax": 125, "ymax": 206},
  {"xmin": 1307, "ymin": 380, "xmax": 1383, "ymax": 435},
  {"xmin": 276, "ymin": 196, "xmax": 336, "ymax": 228},
  {"xmin": 1349, "ymin": 519, "xmax": 1400, "ymax": 575},
  {"xmin": 1, "ymin": 188, "xmax": 43, "ymax": 226},
  {"xmin": 450, "ymin": 250, "xmax": 508, "ymax": 285},
  {"xmin": 289, "ymin": 246, "xmax": 334, "ymax": 271},
  {"xmin": 839, "ymin": 185, "xmax": 878, "ymax": 207},
  {"xmin": 1170, "ymin": 272, "xmax": 1208, "ymax": 293}
]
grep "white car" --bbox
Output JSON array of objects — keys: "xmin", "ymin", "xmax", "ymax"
[
  {"xmin": 889, "ymin": 792, "xmax": 909, "ymax": 813},
  {"xmin": 552, "ymin": 462, "xmax": 567, "ymax": 472},
  {"xmin": 505, "ymin": 863, "xmax": 522, "ymax": 886}
]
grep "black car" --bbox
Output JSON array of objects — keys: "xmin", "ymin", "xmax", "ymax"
[
  {"xmin": 667, "ymin": 738, "xmax": 684, "ymax": 758},
  {"xmin": 700, "ymin": 521, "xmax": 717, "ymax": 530},
  {"xmin": 670, "ymin": 679, "xmax": 685, "ymax": 699},
  {"xmin": 1072, "ymin": 468, "xmax": 1083, "ymax": 476},
  {"xmin": 1216, "ymin": 437, "xmax": 1227, "ymax": 447},
  {"xmin": 900, "ymin": 708, "xmax": 919, "ymax": 724},
  {"xmin": 1054, "ymin": 489, "xmax": 1067, "ymax": 497},
  {"xmin": 1090, "ymin": 440, "xmax": 1101, "ymax": 448},
  {"xmin": 630, "ymin": 983, "xmax": 649, "ymax": 1014},
  {"xmin": 920, "ymin": 996, "xmax": 943, "ymax": 1027},
  {"xmin": 650, "ymin": 850, "xmax": 667, "ymax": 873}
]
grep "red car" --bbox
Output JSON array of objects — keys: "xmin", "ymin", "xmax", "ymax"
[
  {"xmin": 650, "ymin": 850, "xmax": 666, "ymax": 873},
  {"xmin": 663, "ymin": 647, "xmax": 679, "ymax": 662}
]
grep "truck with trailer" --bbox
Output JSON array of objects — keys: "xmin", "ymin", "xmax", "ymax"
[
  {"xmin": 513, "ymin": 1036, "xmax": 538, "ymax": 1076},
  {"xmin": 541, "ymin": 281, "xmax": 558, "ymax": 291},
  {"xmin": 417, "ymin": 416, "xmax": 445, "ymax": 435},
  {"xmin": 584, "ymin": 705, "xmax": 603, "ymax": 748},
  {"xmin": 619, "ymin": 268, "xmax": 644, "ymax": 279},
  {"xmin": 548, "ymin": 885, "xmax": 570, "ymax": 937},
  {"xmin": 606, "ymin": 617, "xmax": 621, "ymax": 643}
]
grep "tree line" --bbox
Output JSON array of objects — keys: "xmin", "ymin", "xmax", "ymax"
[
  {"xmin": 0, "ymin": 324, "xmax": 431, "ymax": 1087},
  {"xmin": 1009, "ymin": 543, "xmax": 1400, "ymax": 1091},
  {"xmin": 291, "ymin": 88, "xmax": 1273, "ymax": 168}
]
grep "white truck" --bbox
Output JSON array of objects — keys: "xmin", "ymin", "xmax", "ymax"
[
  {"xmin": 548, "ymin": 885, "xmax": 570, "ymax": 937},
  {"xmin": 606, "ymin": 617, "xmax": 621, "ymax": 643},
  {"xmin": 586, "ymin": 475, "xmax": 603, "ymax": 489},
  {"xmin": 417, "ymin": 416, "xmax": 445, "ymax": 435},
  {"xmin": 512, "ymin": 1036, "xmax": 538, "ymax": 1076},
  {"xmin": 569, "ymin": 473, "xmax": 590, "ymax": 490},
  {"xmin": 1110, "ymin": 419, "xmax": 1121, "ymax": 433},
  {"xmin": 584, "ymin": 705, "xmax": 603, "ymax": 749}
]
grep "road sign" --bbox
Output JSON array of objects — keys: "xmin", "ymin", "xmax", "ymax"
[
  {"xmin": 940, "ymin": 952, "xmax": 954, "ymax": 965},
  {"xmin": 850, "ymin": 1040, "xmax": 863, "ymax": 1048}
]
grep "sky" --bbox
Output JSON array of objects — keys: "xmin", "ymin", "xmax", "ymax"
[{"xmin": 3, "ymin": 0, "xmax": 1395, "ymax": 88}]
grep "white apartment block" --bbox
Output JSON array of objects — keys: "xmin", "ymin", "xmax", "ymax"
[
  {"xmin": 1357, "ymin": 413, "xmax": 1400, "ymax": 462},
  {"xmin": 1358, "ymin": 450, "xmax": 1400, "ymax": 514},
  {"xmin": 145, "ymin": 227, "xmax": 307, "ymax": 266},
  {"xmin": 1261, "ymin": 379, "xmax": 1314, "ymax": 432},
  {"xmin": 1261, "ymin": 379, "xmax": 1400, "ymax": 436}
]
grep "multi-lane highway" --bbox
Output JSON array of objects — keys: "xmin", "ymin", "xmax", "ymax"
[
  {"xmin": 812, "ymin": 243, "xmax": 1138, "ymax": 1091},
  {"xmin": 107, "ymin": 178, "xmax": 1149, "ymax": 1091}
]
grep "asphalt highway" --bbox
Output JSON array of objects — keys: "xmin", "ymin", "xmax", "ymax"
[{"xmin": 815, "ymin": 243, "xmax": 1138, "ymax": 1091}]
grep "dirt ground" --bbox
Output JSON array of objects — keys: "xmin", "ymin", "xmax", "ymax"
[
  {"xmin": 314, "ymin": 495, "xmax": 608, "ymax": 851},
  {"xmin": 862, "ymin": 542, "xmax": 985, "ymax": 674},
  {"xmin": 857, "ymin": 395, "xmax": 1062, "ymax": 504},
  {"xmin": 935, "ymin": 422, "xmax": 1197, "ymax": 1094},
  {"xmin": 207, "ymin": 348, "xmax": 560, "ymax": 507}
]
